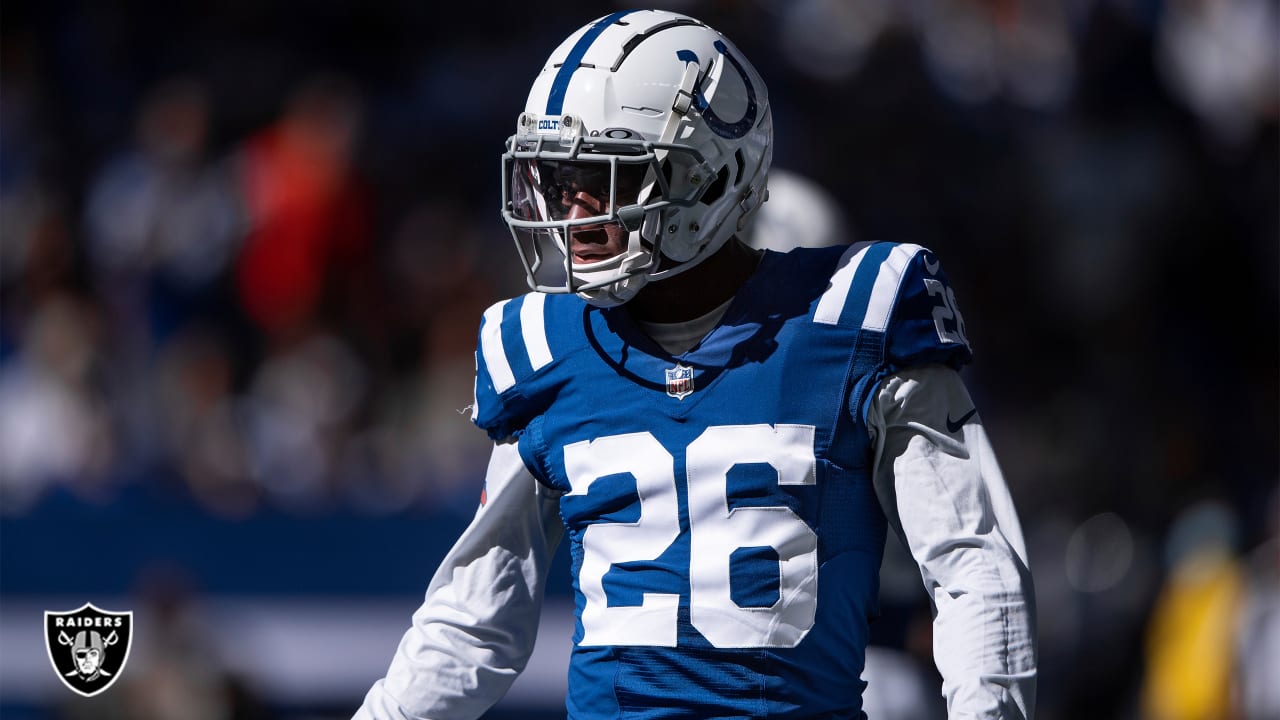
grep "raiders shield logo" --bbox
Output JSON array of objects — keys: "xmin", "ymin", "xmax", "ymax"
[
  {"xmin": 665, "ymin": 364, "xmax": 695, "ymax": 400},
  {"xmin": 44, "ymin": 603, "xmax": 133, "ymax": 697}
]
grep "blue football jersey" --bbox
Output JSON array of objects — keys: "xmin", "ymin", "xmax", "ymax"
[{"xmin": 472, "ymin": 242, "xmax": 971, "ymax": 719}]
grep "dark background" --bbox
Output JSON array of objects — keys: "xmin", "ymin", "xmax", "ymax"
[{"xmin": 1, "ymin": 1, "xmax": 1276, "ymax": 719}]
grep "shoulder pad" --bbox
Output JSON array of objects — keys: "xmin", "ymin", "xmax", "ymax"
[
  {"xmin": 881, "ymin": 244, "xmax": 973, "ymax": 370},
  {"xmin": 472, "ymin": 292, "xmax": 567, "ymax": 440},
  {"xmin": 811, "ymin": 241, "xmax": 972, "ymax": 369}
]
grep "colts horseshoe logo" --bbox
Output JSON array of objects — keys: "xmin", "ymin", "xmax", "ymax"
[{"xmin": 676, "ymin": 40, "xmax": 758, "ymax": 140}]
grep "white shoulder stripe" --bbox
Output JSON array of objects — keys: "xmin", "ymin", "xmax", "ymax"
[
  {"xmin": 862, "ymin": 243, "xmax": 923, "ymax": 331},
  {"xmin": 520, "ymin": 292, "xmax": 553, "ymax": 371},
  {"xmin": 480, "ymin": 300, "xmax": 516, "ymax": 393},
  {"xmin": 814, "ymin": 242, "xmax": 874, "ymax": 325}
]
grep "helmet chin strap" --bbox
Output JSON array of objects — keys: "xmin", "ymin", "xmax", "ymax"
[
  {"xmin": 578, "ymin": 281, "xmax": 641, "ymax": 308},
  {"xmin": 576, "ymin": 266, "xmax": 649, "ymax": 307},
  {"xmin": 572, "ymin": 225, "xmax": 659, "ymax": 307}
]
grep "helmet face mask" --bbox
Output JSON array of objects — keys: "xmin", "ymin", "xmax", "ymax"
[
  {"xmin": 502, "ymin": 127, "xmax": 711, "ymax": 303},
  {"xmin": 499, "ymin": 9, "xmax": 772, "ymax": 307}
]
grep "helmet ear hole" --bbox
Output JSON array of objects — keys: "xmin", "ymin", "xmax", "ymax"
[{"xmin": 700, "ymin": 166, "xmax": 730, "ymax": 205}]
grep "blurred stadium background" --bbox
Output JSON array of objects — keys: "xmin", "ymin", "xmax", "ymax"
[{"xmin": 1, "ymin": 1, "xmax": 1276, "ymax": 718}]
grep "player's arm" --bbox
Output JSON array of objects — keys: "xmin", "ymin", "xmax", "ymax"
[
  {"xmin": 867, "ymin": 364, "xmax": 1037, "ymax": 720},
  {"xmin": 354, "ymin": 438, "xmax": 564, "ymax": 720}
]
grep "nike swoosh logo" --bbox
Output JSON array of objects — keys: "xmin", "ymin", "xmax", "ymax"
[{"xmin": 946, "ymin": 408, "xmax": 977, "ymax": 433}]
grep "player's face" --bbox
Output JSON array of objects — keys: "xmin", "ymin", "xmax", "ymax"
[
  {"xmin": 75, "ymin": 648, "xmax": 101, "ymax": 674},
  {"xmin": 564, "ymin": 189, "xmax": 630, "ymax": 265},
  {"xmin": 510, "ymin": 156, "xmax": 647, "ymax": 266}
]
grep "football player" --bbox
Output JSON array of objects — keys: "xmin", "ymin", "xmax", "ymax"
[{"xmin": 356, "ymin": 9, "xmax": 1036, "ymax": 719}]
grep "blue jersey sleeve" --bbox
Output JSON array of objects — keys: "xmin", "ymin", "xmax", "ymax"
[
  {"xmin": 882, "ymin": 247, "xmax": 973, "ymax": 371},
  {"xmin": 472, "ymin": 293, "xmax": 560, "ymax": 441},
  {"xmin": 472, "ymin": 291, "xmax": 586, "ymax": 441}
]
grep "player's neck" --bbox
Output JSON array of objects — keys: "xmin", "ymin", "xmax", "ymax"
[{"xmin": 626, "ymin": 238, "xmax": 762, "ymax": 324}]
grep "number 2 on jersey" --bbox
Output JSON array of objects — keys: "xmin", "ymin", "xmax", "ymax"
[
  {"xmin": 924, "ymin": 277, "xmax": 971, "ymax": 351},
  {"xmin": 564, "ymin": 424, "xmax": 819, "ymax": 649}
]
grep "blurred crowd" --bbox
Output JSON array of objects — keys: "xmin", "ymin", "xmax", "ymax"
[
  {"xmin": 1, "ymin": 0, "xmax": 1277, "ymax": 719},
  {"xmin": 2, "ymin": 49, "xmax": 509, "ymax": 519}
]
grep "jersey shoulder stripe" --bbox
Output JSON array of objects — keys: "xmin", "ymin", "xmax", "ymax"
[
  {"xmin": 812, "ymin": 241, "xmax": 923, "ymax": 330},
  {"xmin": 479, "ymin": 300, "xmax": 516, "ymax": 394},
  {"xmin": 813, "ymin": 241, "xmax": 874, "ymax": 325},
  {"xmin": 473, "ymin": 292, "xmax": 584, "ymax": 438},
  {"xmin": 862, "ymin": 243, "xmax": 924, "ymax": 331},
  {"xmin": 477, "ymin": 293, "xmax": 555, "ymax": 395},
  {"xmin": 520, "ymin": 291, "xmax": 553, "ymax": 370}
]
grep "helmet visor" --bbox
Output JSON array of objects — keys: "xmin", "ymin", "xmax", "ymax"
[{"xmin": 509, "ymin": 154, "xmax": 651, "ymax": 225}]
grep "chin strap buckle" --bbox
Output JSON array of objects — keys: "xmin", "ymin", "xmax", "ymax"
[{"xmin": 671, "ymin": 59, "xmax": 701, "ymax": 117}]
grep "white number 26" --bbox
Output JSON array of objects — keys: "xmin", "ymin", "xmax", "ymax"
[
  {"xmin": 924, "ymin": 277, "xmax": 971, "ymax": 351},
  {"xmin": 564, "ymin": 424, "xmax": 819, "ymax": 649}
]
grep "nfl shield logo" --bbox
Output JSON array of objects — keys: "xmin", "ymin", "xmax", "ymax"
[
  {"xmin": 44, "ymin": 603, "xmax": 133, "ymax": 697},
  {"xmin": 665, "ymin": 364, "xmax": 695, "ymax": 400}
]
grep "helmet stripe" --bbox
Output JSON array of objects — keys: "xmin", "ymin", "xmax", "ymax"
[{"xmin": 546, "ymin": 10, "xmax": 637, "ymax": 116}]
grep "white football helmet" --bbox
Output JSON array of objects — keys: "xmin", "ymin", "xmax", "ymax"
[{"xmin": 501, "ymin": 9, "xmax": 773, "ymax": 307}]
